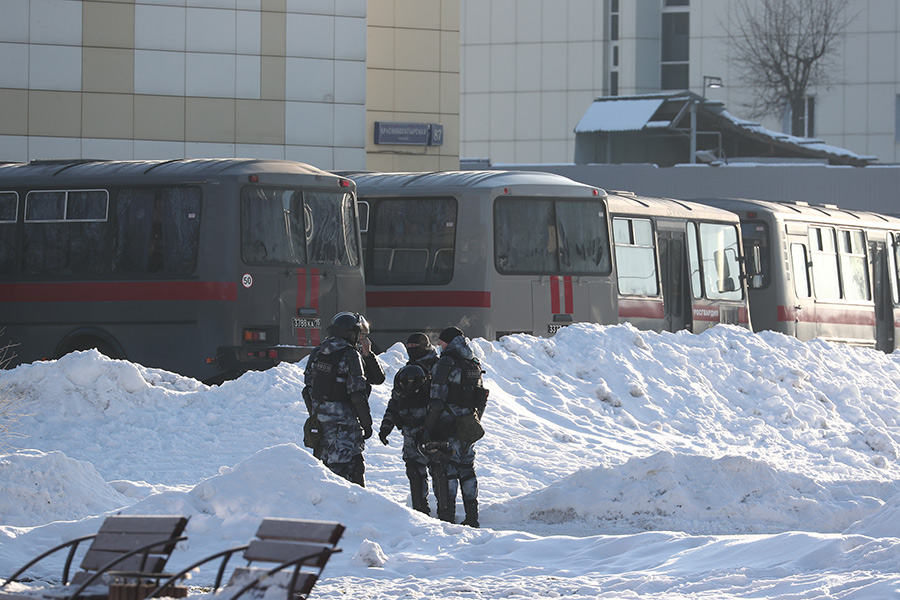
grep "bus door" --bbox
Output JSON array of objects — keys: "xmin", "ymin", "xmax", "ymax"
[
  {"xmin": 870, "ymin": 240, "xmax": 895, "ymax": 352},
  {"xmin": 787, "ymin": 241, "xmax": 816, "ymax": 341},
  {"xmin": 657, "ymin": 230, "xmax": 690, "ymax": 332}
]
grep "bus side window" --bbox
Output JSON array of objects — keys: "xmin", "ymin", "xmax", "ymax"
[
  {"xmin": 23, "ymin": 190, "xmax": 108, "ymax": 276},
  {"xmin": 115, "ymin": 187, "xmax": 201, "ymax": 274},
  {"xmin": 371, "ymin": 197, "xmax": 456, "ymax": 284},
  {"xmin": 613, "ymin": 217, "xmax": 658, "ymax": 296},
  {"xmin": 0, "ymin": 192, "xmax": 17, "ymax": 273},
  {"xmin": 791, "ymin": 243, "xmax": 811, "ymax": 299},
  {"xmin": 838, "ymin": 229, "xmax": 870, "ymax": 302}
]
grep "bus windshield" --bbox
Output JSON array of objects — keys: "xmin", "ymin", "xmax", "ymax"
[{"xmin": 241, "ymin": 186, "xmax": 359, "ymax": 267}]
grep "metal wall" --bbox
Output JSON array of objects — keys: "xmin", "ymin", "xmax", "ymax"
[{"xmin": 484, "ymin": 163, "xmax": 900, "ymax": 215}]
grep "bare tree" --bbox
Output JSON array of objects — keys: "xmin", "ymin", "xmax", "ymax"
[
  {"xmin": 0, "ymin": 331, "xmax": 27, "ymax": 451},
  {"xmin": 728, "ymin": 0, "xmax": 854, "ymax": 137}
]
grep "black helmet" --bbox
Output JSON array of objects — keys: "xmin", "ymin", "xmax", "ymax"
[
  {"xmin": 330, "ymin": 311, "xmax": 365, "ymax": 343},
  {"xmin": 395, "ymin": 364, "xmax": 427, "ymax": 396}
]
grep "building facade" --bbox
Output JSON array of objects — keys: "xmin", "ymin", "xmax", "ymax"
[
  {"xmin": 460, "ymin": 0, "xmax": 900, "ymax": 166},
  {"xmin": 0, "ymin": 0, "xmax": 459, "ymax": 171}
]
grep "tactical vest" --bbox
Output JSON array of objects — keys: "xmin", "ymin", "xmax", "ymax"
[
  {"xmin": 446, "ymin": 356, "xmax": 485, "ymax": 409},
  {"xmin": 310, "ymin": 348, "xmax": 351, "ymax": 403}
]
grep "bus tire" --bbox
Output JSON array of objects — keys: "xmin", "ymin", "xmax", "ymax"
[{"xmin": 55, "ymin": 330, "xmax": 126, "ymax": 361}]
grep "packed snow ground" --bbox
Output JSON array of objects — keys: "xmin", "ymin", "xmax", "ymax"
[{"xmin": 3, "ymin": 323, "xmax": 900, "ymax": 599}]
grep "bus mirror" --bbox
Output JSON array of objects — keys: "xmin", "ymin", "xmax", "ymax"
[{"xmin": 750, "ymin": 275, "xmax": 763, "ymax": 289}]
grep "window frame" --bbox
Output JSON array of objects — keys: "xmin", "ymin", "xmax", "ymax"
[
  {"xmin": 612, "ymin": 216, "xmax": 659, "ymax": 297},
  {"xmin": 24, "ymin": 189, "xmax": 109, "ymax": 223}
]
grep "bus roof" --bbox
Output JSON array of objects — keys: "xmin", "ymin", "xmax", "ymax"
[
  {"xmin": 347, "ymin": 170, "xmax": 605, "ymax": 196},
  {"xmin": 692, "ymin": 197, "xmax": 900, "ymax": 228},
  {"xmin": 606, "ymin": 190, "xmax": 741, "ymax": 222},
  {"xmin": 0, "ymin": 158, "xmax": 334, "ymax": 182}
]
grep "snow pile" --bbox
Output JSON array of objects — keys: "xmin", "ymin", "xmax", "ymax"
[{"xmin": 4, "ymin": 323, "xmax": 900, "ymax": 598}]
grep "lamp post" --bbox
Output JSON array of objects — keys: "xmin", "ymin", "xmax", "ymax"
[{"xmin": 690, "ymin": 76, "xmax": 723, "ymax": 163}]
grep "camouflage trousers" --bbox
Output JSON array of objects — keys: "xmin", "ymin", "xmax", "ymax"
[{"xmin": 318, "ymin": 422, "xmax": 365, "ymax": 486}]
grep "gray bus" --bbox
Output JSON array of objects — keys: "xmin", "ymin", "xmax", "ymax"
[
  {"xmin": 696, "ymin": 197, "xmax": 900, "ymax": 352},
  {"xmin": 351, "ymin": 170, "xmax": 749, "ymax": 351},
  {"xmin": 0, "ymin": 158, "xmax": 365, "ymax": 383}
]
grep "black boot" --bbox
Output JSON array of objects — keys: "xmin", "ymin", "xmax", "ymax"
[
  {"xmin": 406, "ymin": 463, "xmax": 430, "ymax": 515},
  {"xmin": 462, "ymin": 499, "xmax": 479, "ymax": 528}
]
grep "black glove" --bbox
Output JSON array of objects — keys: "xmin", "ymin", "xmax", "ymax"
[
  {"xmin": 362, "ymin": 425, "xmax": 373, "ymax": 440},
  {"xmin": 379, "ymin": 426, "xmax": 391, "ymax": 445}
]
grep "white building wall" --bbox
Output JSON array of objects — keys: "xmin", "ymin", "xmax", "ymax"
[
  {"xmin": 461, "ymin": 0, "xmax": 900, "ymax": 166},
  {"xmin": 460, "ymin": 0, "xmax": 605, "ymax": 164},
  {"xmin": 0, "ymin": 0, "xmax": 369, "ymax": 171}
]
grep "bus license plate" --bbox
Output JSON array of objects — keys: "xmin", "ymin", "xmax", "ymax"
[
  {"xmin": 293, "ymin": 317, "xmax": 321, "ymax": 329},
  {"xmin": 548, "ymin": 323, "xmax": 566, "ymax": 334}
]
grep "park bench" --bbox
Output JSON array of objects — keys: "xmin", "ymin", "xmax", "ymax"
[
  {"xmin": 145, "ymin": 518, "xmax": 344, "ymax": 600},
  {"xmin": 1, "ymin": 515, "xmax": 189, "ymax": 600}
]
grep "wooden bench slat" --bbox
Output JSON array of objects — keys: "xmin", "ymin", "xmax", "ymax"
[
  {"xmin": 244, "ymin": 541, "xmax": 332, "ymax": 568},
  {"xmin": 80, "ymin": 552, "xmax": 166, "ymax": 573},
  {"xmin": 255, "ymin": 519, "xmax": 345, "ymax": 545},
  {"xmin": 97, "ymin": 516, "xmax": 188, "ymax": 536},
  {"xmin": 86, "ymin": 532, "xmax": 182, "ymax": 554}
]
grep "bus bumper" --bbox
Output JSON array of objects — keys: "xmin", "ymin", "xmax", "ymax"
[{"xmin": 216, "ymin": 345, "xmax": 311, "ymax": 372}]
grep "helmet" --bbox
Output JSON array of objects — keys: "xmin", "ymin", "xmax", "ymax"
[
  {"xmin": 395, "ymin": 364, "xmax": 427, "ymax": 396},
  {"xmin": 330, "ymin": 311, "xmax": 365, "ymax": 343}
]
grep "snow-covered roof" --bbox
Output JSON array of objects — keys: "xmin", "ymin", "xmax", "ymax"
[
  {"xmin": 575, "ymin": 92, "xmax": 878, "ymax": 166},
  {"xmin": 575, "ymin": 97, "xmax": 666, "ymax": 133}
]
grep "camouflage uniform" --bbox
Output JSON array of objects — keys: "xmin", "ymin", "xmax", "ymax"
[
  {"xmin": 303, "ymin": 336, "xmax": 374, "ymax": 486},
  {"xmin": 426, "ymin": 334, "xmax": 487, "ymax": 526},
  {"xmin": 380, "ymin": 348, "xmax": 439, "ymax": 514}
]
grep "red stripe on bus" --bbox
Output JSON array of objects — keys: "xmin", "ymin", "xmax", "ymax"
[
  {"xmin": 0, "ymin": 281, "xmax": 237, "ymax": 302},
  {"xmin": 564, "ymin": 276, "xmax": 574, "ymax": 314},
  {"xmin": 366, "ymin": 290, "xmax": 491, "ymax": 308},
  {"xmin": 550, "ymin": 276, "xmax": 560, "ymax": 314},
  {"xmin": 777, "ymin": 304, "xmax": 876, "ymax": 326},
  {"xmin": 617, "ymin": 299, "xmax": 665, "ymax": 319},
  {"xmin": 296, "ymin": 270, "xmax": 306, "ymax": 346},
  {"xmin": 310, "ymin": 268, "xmax": 320, "ymax": 345}
]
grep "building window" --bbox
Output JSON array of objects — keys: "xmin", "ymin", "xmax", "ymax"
[
  {"xmin": 784, "ymin": 96, "xmax": 816, "ymax": 137},
  {"xmin": 609, "ymin": 0, "xmax": 620, "ymax": 95},
  {"xmin": 661, "ymin": 10, "xmax": 689, "ymax": 89}
]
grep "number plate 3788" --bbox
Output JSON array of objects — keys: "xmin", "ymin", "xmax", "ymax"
[{"xmin": 293, "ymin": 317, "xmax": 321, "ymax": 329}]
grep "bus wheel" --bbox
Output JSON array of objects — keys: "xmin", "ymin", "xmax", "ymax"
[{"xmin": 56, "ymin": 335, "xmax": 125, "ymax": 360}]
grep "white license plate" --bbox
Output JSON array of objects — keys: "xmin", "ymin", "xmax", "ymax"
[
  {"xmin": 548, "ymin": 323, "xmax": 566, "ymax": 333},
  {"xmin": 293, "ymin": 317, "xmax": 321, "ymax": 329}
]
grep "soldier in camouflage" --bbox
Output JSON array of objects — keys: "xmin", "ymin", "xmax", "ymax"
[
  {"xmin": 303, "ymin": 312, "xmax": 383, "ymax": 487},
  {"xmin": 424, "ymin": 326, "xmax": 489, "ymax": 527},
  {"xmin": 379, "ymin": 333, "xmax": 440, "ymax": 514}
]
